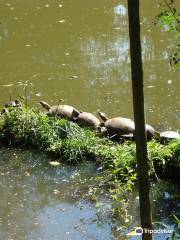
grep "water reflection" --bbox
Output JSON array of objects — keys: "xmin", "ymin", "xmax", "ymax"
[
  {"xmin": 0, "ymin": 1, "xmax": 179, "ymax": 128},
  {"xmin": 114, "ymin": 4, "xmax": 127, "ymax": 16},
  {"xmin": 0, "ymin": 148, "xmax": 113, "ymax": 240},
  {"xmin": 151, "ymin": 181, "xmax": 180, "ymax": 226},
  {"xmin": 0, "ymin": 148, "xmax": 179, "ymax": 240}
]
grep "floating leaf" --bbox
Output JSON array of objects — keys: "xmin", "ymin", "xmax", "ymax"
[
  {"xmin": 53, "ymin": 189, "xmax": 60, "ymax": 194},
  {"xmin": 147, "ymin": 85, "xmax": 155, "ymax": 88},
  {"xmin": 2, "ymin": 83, "xmax": 13, "ymax": 87},
  {"xmin": 49, "ymin": 161, "xmax": 60, "ymax": 166},
  {"xmin": 35, "ymin": 92, "xmax": 42, "ymax": 97},
  {"xmin": 58, "ymin": 19, "xmax": 65, "ymax": 23},
  {"xmin": 70, "ymin": 75, "xmax": 78, "ymax": 79},
  {"xmin": 126, "ymin": 230, "xmax": 138, "ymax": 236},
  {"xmin": 24, "ymin": 171, "xmax": 30, "ymax": 176}
]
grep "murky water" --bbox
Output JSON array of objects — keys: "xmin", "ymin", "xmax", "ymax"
[
  {"xmin": 0, "ymin": 148, "xmax": 112, "ymax": 240},
  {"xmin": 0, "ymin": 1, "xmax": 179, "ymax": 239},
  {"xmin": 0, "ymin": 148, "xmax": 179, "ymax": 240},
  {"xmin": 0, "ymin": 0, "xmax": 179, "ymax": 130}
]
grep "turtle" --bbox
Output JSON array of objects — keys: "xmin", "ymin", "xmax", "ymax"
[
  {"xmin": 72, "ymin": 111, "xmax": 101, "ymax": 128},
  {"xmin": 1, "ymin": 99, "xmax": 21, "ymax": 114},
  {"xmin": 4, "ymin": 99, "xmax": 21, "ymax": 108},
  {"xmin": 40, "ymin": 101, "xmax": 80, "ymax": 120},
  {"xmin": 98, "ymin": 111, "xmax": 156, "ymax": 139},
  {"xmin": 160, "ymin": 131, "xmax": 180, "ymax": 140}
]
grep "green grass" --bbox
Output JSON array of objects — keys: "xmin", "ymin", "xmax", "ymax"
[{"xmin": 0, "ymin": 106, "xmax": 179, "ymax": 185}]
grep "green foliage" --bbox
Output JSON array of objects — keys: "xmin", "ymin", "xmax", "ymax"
[
  {"xmin": 96, "ymin": 142, "xmax": 137, "ymax": 183},
  {"xmin": 0, "ymin": 106, "xmax": 180, "ymax": 226},
  {"xmin": 156, "ymin": 9, "xmax": 180, "ymax": 33},
  {"xmin": 154, "ymin": 0, "xmax": 180, "ymax": 66},
  {"xmin": 147, "ymin": 140, "xmax": 173, "ymax": 172},
  {"xmin": 0, "ymin": 107, "xmax": 180, "ymax": 184}
]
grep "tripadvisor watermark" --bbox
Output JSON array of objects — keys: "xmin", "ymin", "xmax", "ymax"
[{"xmin": 127, "ymin": 227, "xmax": 173, "ymax": 236}]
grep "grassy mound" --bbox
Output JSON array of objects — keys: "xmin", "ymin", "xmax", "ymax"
[{"xmin": 0, "ymin": 107, "xmax": 179, "ymax": 184}]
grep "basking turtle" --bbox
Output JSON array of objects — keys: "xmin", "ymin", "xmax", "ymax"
[
  {"xmin": 4, "ymin": 100, "xmax": 21, "ymax": 108},
  {"xmin": 1, "ymin": 99, "xmax": 21, "ymax": 114},
  {"xmin": 40, "ymin": 101, "xmax": 79, "ymax": 120},
  {"xmin": 72, "ymin": 111, "xmax": 101, "ymax": 128},
  {"xmin": 160, "ymin": 131, "xmax": 180, "ymax": 140},
  {"xmin": 98, "ymin": 111, "xmax": 156, "ymax": 139}
]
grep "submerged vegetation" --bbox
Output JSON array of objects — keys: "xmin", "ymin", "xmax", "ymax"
[{"xmin": 0, "ymin": 106, "xmax": 179, "ymax": 186}]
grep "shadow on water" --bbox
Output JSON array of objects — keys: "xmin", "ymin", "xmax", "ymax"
[{"xmin": 0, "ymin": 148, "xmax": 179, "ymax": 240}]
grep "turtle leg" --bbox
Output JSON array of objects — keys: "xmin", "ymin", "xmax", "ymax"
[
  {"xmin": 40, "ymin": 111, "xmax": 49, "ymax": 116},
  {"xmin": 109, "ymin": 134, "xmax": 119, "ymax": 140}
]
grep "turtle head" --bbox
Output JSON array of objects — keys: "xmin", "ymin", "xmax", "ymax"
[
  {"xmin": 99, "ymin": 122, "xmax": 105, "ymax": 127},
  {"xmin": 2, "ymin": 99, "xmax": 21, "ymax": 114},
  {"xmin": 153, "ymin": 131, "xmax": 160, "ymax": 141},
  {"xmin": 40, "ymin": 101, "xmax": 51, "ymax": 111},
  {"xmin": 97, "ymin": 126, "xmax": 108, "ymax": 136},
  {"xmin": 14, "ymin": 99, "xmax": 21, "ymax": 107},
  {"xmin": 98, "ymin": 111, "xmax": 108, "ymax": 122},
  {"xmin": 4, "ymin": 99, "xmax": 21, "ymax": 108},
  {"xmin": 71, "ymin": 108, "xmax": 80, "ymax": 121},
  {"xmin": 145, "ymin": 124, "xmax": 160, "ymax": 140}
]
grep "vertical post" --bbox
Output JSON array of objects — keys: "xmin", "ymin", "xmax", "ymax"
[{"xmin": 127, "ymin": 1, "xmax": 152, "ymax": 239}]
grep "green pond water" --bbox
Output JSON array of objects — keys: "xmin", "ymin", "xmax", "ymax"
[
  {"xmin": 0, "ymin": 148, "xmax": 180, "ymax": 240},
  {"xmin": 0, "ymin": 0, "xmax": 179, "ymax": 130},
  {"xmin": 0, "ymin": 0, "xmax": 179, "ymax": 239}
]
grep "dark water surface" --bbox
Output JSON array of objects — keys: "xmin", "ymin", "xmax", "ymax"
[
  {"xmin": 0, "ymin": 148, "xmax": 112, "ymax": 240},
  {"xmin": 0, "ymin": 148, "xmax": 179, "ymax": 240},
  {"xmin": 0, "ymin": 0, "xmax": 179, "ymax": 130}
]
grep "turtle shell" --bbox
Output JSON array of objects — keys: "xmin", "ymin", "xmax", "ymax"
[
  {"xmin": 1, "ymin": 100, "xmax": 21, "ymax": 114},
  {"xmin": 76, "ymin": 112, "xmax": 100, "ymax": 128},
  {"xmin": 160, "ymin": 131, "xmax": 180, "ymax": 139},
  {"xmin": 4, "ymin": 100, "xmax": 21, "ymax": 108},
  {"xmin": 48, "ymin": 105, "xmax": 79, "ymax": 120},
  {"xmin": 103, "ymin": 117, "xmax": 156, "ymax": 139},
  {"xmin": 104, "ymin": 117, "xmax": 135, "ymax": 136}
]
